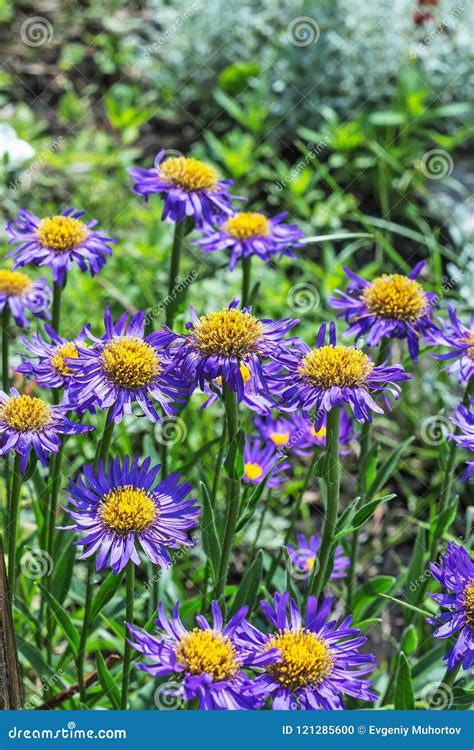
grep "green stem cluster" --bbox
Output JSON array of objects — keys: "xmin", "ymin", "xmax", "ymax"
[
  {"xmin": 310, "ymin": 408, "xmax": 341, "ymax": 599},
  {"xmin": 214, "ymin": 384, "xmax": 240, "ymax": 599}
]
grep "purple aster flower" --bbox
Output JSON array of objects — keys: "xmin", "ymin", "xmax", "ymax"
[
  {"xmin": 425, "ymin": 305, "xmax": 474, "ymax": 384},
  {"xmin": 255, "ymin": 410, "xmax": 355, "ymax": 457},
  {"xmin": 242, "ymin": 436, "xmax": 290, "ymax": 487},
  {"xmin": 16, "ymin": 323, "xmax": 90, "ymax": 391},
  {"xmin": 128, "ymin": 151, "xmax": 235, "ymax": 226},
  {"xmin": 0, "ymin": 388, "xmax": 92, "ymax": 473},
  {"xmin": 278, "ymin": 322, "xmax": 410, "ymax": 426},
  {"xmin": 448, "ymin": 400, "xmax": 474, "ymax": 480},
  {"xmin": 6, "ymin": 208, "xmax": 116, "ymax": 286},
  {"xmin": 63, "ymin": 456, "xmax": 199, "ymax": 574},
  {"xmin": 238, "ymin": 593, "xmax": 377, "ymax": 709},
  {"xmin": 164, "ymin": 300, "xmax": 298, "ymax": 402},
  {"xmin": 329, "ymin": 262, "xmax": 438, "ymax": 362},
  {"xmin": 67, "ymin": 307, "xmax": 186, "ymax": 423},
  {"xmin": 128, "ymin": 600, "xmax": 274, "ymax": 710},
  {"xmin": 287, "ymin": 534, "xmax": 350, "ymax": 581},
  {"xmin": 195, "ymin": 211, "xmax": 304, "ymax": 271},
  {"xmin": 428, "ymin": 542, "xmax": 474, "ymax": 671},
  {"xmin": 0, "ymin": 269, "xmax": 51, "ymax": 328}
]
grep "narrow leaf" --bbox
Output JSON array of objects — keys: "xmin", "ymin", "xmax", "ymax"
[
  {"xmin": 39, "ymin": 586, "xmax": 80, "ymax": 659},
  {"xmin": 229, "ymin": 550, "xmax": 263, "ymax": 616},
  {"xmin": 394, "ymin": 652, "xmax": 415, "ymax": 710},
  {"xmin": 96, "ymin": 651, "xmax": 121, "ymax": 709}
]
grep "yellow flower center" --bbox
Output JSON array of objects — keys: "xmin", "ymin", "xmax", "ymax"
[
  {"xmin": 265, "ymin": 629, "xmax": 334, "ymax": 692},
  {"xmin": 464, "ymin": 581, "xmax": 474, "ymax": 630},
  {"xmin": 0, "ymin": 269, "xmax": 32, "ymax": 297},
  {"xmin": 244, "ymin": 462, "xmax": 263, "ymax": 481},
  {"xmin": 299, "ymin": 345, "xmax": 374, "ymax": 389},
  {"xmin": 461, "ymin": 331, "xmax": 474, "ymax": 360},
  {"xmin": 99, "ymin": 485, "xmax": 157, "ymax": 535},
  {"xmin": 311, "ymin": 425, "xmax": 327, "ymax": 440},
  {"xmin": 159, "ymin": 157, "xmax": 218, "ymax": 192},
  {"xmin": 361, "ymin": 274, "xmax": 427, "ymax": 321},
  {"xmin": 0, "ymin": 394, "xmax": 52, "ymax": 432},
  {"xmin": 223, "ymin": 212, "xmax": 270, "ymax": 241},
  {"xmin": 270, "ymin": 431, "xmax": 290, "ymax": 447},
  {"xmin": 36, "ymin": 215, "xmax": 89, "ymax": 252},
  {"xmin": 175, "ymin": 628, "xmax": 240, "ymax": 682},
  {"xmin": 190, "ymin": 308, "xmax": 263, "ymax": 358},
  {"xmin": 101, "ymin": 337, "xmax": 161, "ymax": 390},
  {"xmin": 50, "ymin": 341, "xmax": 79, "ymax": 377},
  {"xmin": 306, "ymin": 557, "xmax": 316, "ymax": 572}
]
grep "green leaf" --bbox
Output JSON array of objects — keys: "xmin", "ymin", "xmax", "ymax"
[
  {"xmin": 96, "ymin": 651, "xmax": 121, "ymax": 710},
  {"xmin": 401, "ymin": 624, "xmax": 419, "ymax": 655},
  {"xmin": 39, "ymin": 586, "xmax": 80, "ymax": 659},
  {"xmin": 224, "ymin": 428, "xmax": 245, "ymax": 480},
  {"xmin": 394, "ymin": 652, "xmax": 415, "ymax": 710},
  {"xmin": 90, "ymin": 571, "xmax": 124, "ymax": 624},
  {"xmin": 301, "ymin": 233, "xmax": 373, "ymax": 244},
  {"xmin": 353, "ymin": 576, "xmax": 395, "ymax": 621},
  {"xmin": 200, "ymin": 482, "xmax": 221, "ymax": 580},
  {"xmin": 366, "ymin": 438, "xmax": 414, "ymax": 499},
  {"xmin": 236, "ymin": 463, "xmax": 281, "ymax": 532},
  {"xmin": 334, "ymin": 494, "xmax": 395, "ymax": 540},
  {"xmin": 229, "ymin": 550, "xmax": 263, "ymax": 616},
  {"xmin": 380, "ymin": 593, "xmax": 432, "ymax": 618}
]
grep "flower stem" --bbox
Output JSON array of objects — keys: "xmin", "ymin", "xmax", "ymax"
[
  {"xmin": 310, "ymin": 407, "xmax": 341, "ymax": 599},
  {"xmin": 214, "ymin": 384, "xmax": 240, "ymax": 599},
  {"xmin": 210, "ymin": 412, "xmax": 227, "ymax": 505},
  {"xmin": 266, "ymin": 445, "xmax": 319, "ymax": 588},
  {"xmin": 165, "ymin": 220, "xmax": 186, "ymax": 329},
  {"xmin": 2, "ymin": 305, "xmax": 10, "ymax": 392},
  {"xmin": 52, "ymin": 281, "xmax": 62, "ymax": 334},
  {"xmin": 6, "ymin": 453, "xmax": 23, "ymax": 597},
  {"xmin": 46, "ymin": 443, "xmax": 64, "ymax": 560},
  {"xmin": 121, "ymin": 561, "xmax": 135, "ymax": 709},
  {"xmin": 241, "ymin": 256, "xmax": 252, "ymax": 308},
  {"xmin": 78, "ymin": 408, "xmax": 115, "ymax": 703},
  {"xmin": 77, "ymin": 557, "xmax": 94, "ymax": 704}
]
